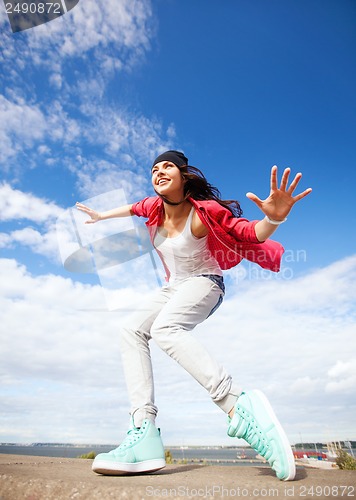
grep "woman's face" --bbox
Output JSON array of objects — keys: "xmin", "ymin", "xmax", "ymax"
[{"xmin": 151, "ymin": 161, "xmax": 185, "ymax": 201}]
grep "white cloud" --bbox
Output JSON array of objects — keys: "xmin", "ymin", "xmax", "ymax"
[
  {"xmin": 290, "ymin": 376, "xmax": 322, "ymax": 396},
  {"xmin": 7, "ymin": 227, "xmax": 61, "ymax": 262},
  {"xmin": 0, "ymin": 172, "xmax": 152, "ymax": 266},
  {"xmin": 72, "ymin": 157, "xmax": 150, "ymax": 199},
  {"xmin": 37, "ymin": 145, "xmax": 51, "ymax": 155},
  {"xmin": 45, "ymin": 101, "xmax": 81, "ymax": 144},
  {"xmin": 0, "ymin": 254, "xmax": 355, "ymax": 444},
  {"xmin": 63, "ymin": 102, "xmax": 175, "ymax": 197},
  {"xmin": 326, "ymin": 359, "xmax": 356, "ymax": 394},
  {"xmin": 0, "ymin": 93, "xmax": 83, "ymax": 164},
  {"xmin": 0, "ymin": 183, "xmax": 65, "ymax": 262},
  {"xmin": 48, "ymin": 73, "xmax": 62, "ymax": 90},
  {"xmin": 0, "ymin": 95, "xmax": 47, "ymax": 163},
  {"xmin": 0, "ymin": 0, "xmax": 153, "ymax": 76},
  {"xmin": 0, "ymin": 86, "xmax": 174, "ymax": 179},
  {"xmin": 0, "ymin": 258, "xmax": 157, "ymax": 442},
  {"xmin": 0, "ymin": 0, "xmax": 158, "ymax": 173},
  {"xmin": 0, "ymin": 232, "xmax": 11, "ymax": 247},
  {"xmin": 192, "ymin": 255, "xmax": 356, "ymax": 443},
  {"xmin": 0, "ymin": 0, "xmax": 173, "ymax": 196},
  {"xmin": 0, "ymin": 183, "xmax": 63, "ymax": 223},
  {"xmin": 42, "ymin": 0, "xmax": 153, "ymax": 60},
  {"xmin": 79, "ymin": 101, "xmax": 174, "ymax": 161}
]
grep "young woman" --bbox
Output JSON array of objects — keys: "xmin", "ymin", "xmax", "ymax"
[{"xmin": 76, "ymin": 150, "xmax": 312, "ymax": 481}]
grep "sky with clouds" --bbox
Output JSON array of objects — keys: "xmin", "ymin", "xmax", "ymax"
[{"xmin": 0, "ymin": 0, "xmax": 355, "ymax": 447}]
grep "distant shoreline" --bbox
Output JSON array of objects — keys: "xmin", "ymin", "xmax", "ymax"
[
  {"xmin": 0, "ymin": 444, "xmax": 259, "ymax": 464},
  {"xmin": 2, "ymin": 441, "xmax": 354, "ymax": 449},
  {"xmin": 1, "ymin": 442, "xmax": 353, "ymax": 465},
  {"xmin": 0, "ymin": 443, "xmax": 250, "ymax": 448}
]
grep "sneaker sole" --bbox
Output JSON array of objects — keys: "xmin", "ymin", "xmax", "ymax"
[
  {"xmin": 92, "ymin": 458, "xmax": 166, "ymax": 475},
  {"xmin": 251, "ymin": 390, "xmax": 296, "ymax": 481}
]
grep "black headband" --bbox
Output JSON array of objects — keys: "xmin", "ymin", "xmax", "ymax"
[{"xmin": 151, "ymin": 150, "xmax": 188, "ymax": 169}]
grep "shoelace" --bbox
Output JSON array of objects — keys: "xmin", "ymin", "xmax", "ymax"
[
  {"xmin": 243, "ymin": 423, "xmax": 273, "ymax": 461},
  {"xmin": 237, "ymin": 409, "xmax": 275, "ymax": 463},
  {"xmin": 118, "ymin": 426, "xmax": 143, "ymax": 450}
]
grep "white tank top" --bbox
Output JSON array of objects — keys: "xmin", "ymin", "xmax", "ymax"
[{"xmin": 153, "ymin": 207, "xmax": 222, "ymax": 283}]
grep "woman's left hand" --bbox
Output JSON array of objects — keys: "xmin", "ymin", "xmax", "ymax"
[{"xmin": 246, "ymin": 166, "xmax": 312, "ymax": 221}]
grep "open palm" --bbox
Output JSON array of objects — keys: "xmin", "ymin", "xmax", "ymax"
[{"xmin": 246, "ymin": 166, "xmax": 312, "ymax": 221}]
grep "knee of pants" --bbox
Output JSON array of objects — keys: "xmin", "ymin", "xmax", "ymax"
[
  {"xmin": 120, "ymin": 325, "xmax": 149, "ymax": 349},
  {"xmin": 150, "ymin": 322, "xmax": 181, "ymax": 356}
]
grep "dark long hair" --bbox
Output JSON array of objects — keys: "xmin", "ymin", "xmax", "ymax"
[{"xmin": 155, "ymin": 164, "xmax": 243, "ymax": 218}]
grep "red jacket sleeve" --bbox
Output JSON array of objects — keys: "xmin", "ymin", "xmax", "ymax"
[
  {"xmin": 131, "ymin": 197, "xmax": 157, "ymax": 218},
  {"xmin": 204, "ymin": 200, "xmax": 260, "ymax": 243}
]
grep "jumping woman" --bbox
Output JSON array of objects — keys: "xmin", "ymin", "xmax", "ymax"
[{"xmin": 76, "ymin": 150, "xmax": 312, "ymax": 481}]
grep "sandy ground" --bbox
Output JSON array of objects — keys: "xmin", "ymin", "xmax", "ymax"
[{"xmin": 0, "ymin": 454, "xmax": 355, "ymax": 500}]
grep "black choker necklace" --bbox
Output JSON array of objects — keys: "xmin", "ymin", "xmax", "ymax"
[
  {"xmin": 154, "ymin": 191, "xmax": 188, "ymax": 206},
  {"xmin": 162, "ymin": 198, "xmax": 186, "ymax": 206}
]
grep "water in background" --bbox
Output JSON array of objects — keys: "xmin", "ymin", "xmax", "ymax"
[{"xmin": 0, "ymin": 445, "xmax": 259, "ymax": 466}]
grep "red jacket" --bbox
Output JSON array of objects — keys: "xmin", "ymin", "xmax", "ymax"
[{"xmin": 132, "ymin": 196, "xmax": 284, "ymax": 277}]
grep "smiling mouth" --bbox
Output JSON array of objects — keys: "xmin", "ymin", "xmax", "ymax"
[{"xmin": 157, "ymin": 178, "xmax": 170, "ymax": 185}]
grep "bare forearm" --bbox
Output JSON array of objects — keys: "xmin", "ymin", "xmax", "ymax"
[
  {"xmin": 254, "ymin": 216, "xmax": 283, "ymax": 242},
  {"xmin": 76, "ymin": 202, "xmax": 134, "ymax": 224},
  {"xmin": 98, "ymin": 204, "xmax": 134, "ymax": 220}
]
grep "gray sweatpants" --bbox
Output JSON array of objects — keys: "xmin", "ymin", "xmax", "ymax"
[{"xmin": 120, "ymin": 275, "xmax": 242, "ymax": 427}]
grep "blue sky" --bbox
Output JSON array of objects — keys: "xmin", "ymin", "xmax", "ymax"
[{"xmin": 0, "ymin": 0, "xmax": 355, "ymax": 446}]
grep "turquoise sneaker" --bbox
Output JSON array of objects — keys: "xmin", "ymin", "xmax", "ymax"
[
  {"xmin": 92, "ymin": 419, "xmax": 166, "ymax": 475},
  {"xmin": 227, "ymin": 390, "xmax": 296, "ymax": 481}
]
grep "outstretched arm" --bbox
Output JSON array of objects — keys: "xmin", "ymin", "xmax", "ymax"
[
  {"xmin": 76, "ymin": 202, "xmax": 134, "ymax": 224},
  {"xmin": 247, "ymin": 166, "xmax": 312, "ymax": 242}
]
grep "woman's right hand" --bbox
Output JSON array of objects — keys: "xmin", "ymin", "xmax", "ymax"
[{"xmin": 76, "ymin": 202, "xmax": 101, "ymax": 224}]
